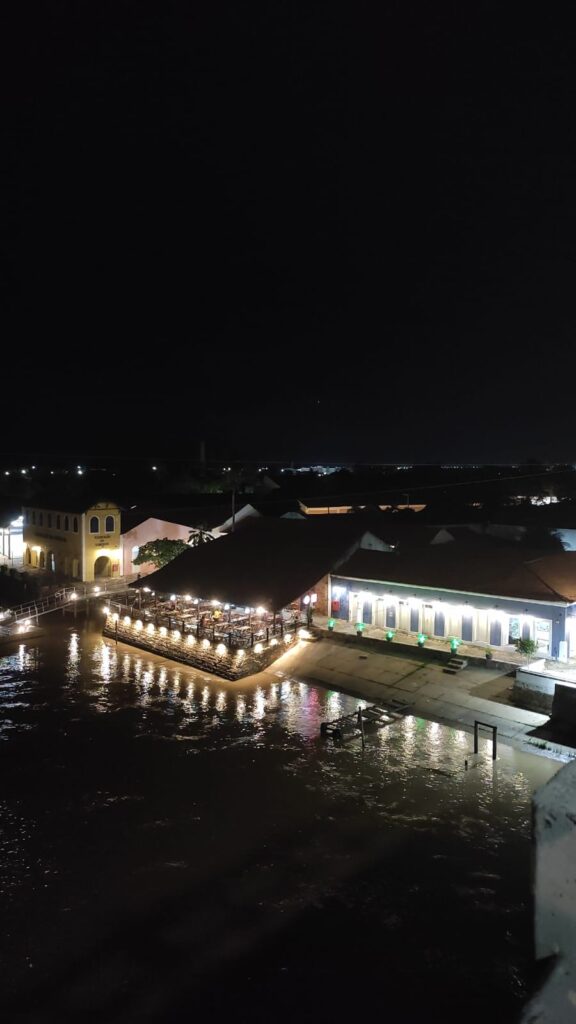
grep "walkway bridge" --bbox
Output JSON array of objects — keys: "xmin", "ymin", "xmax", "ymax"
[{"xmin": 0, "ymin": 577, "xmax": 138, "ymax": 631}]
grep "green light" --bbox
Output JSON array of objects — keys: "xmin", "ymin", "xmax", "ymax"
[
  {"xmin": 328, "ymin": 618, "xmax": 335, "ymax": 629},
  {"xmin": 386, "ymin": 630, "xmax": 395, "ymax": 641},
  {"xmin": 356, "ymin": 622, "xmax": 365, "ymax": 632},
  {"xmin": 417, "ymin": 632, "xmax": 426, "ymax": 643}
]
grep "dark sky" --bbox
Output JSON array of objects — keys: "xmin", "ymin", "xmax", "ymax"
[{"xmin": 4, "ymin": 3, "xmax": 576, "ymax": 462}]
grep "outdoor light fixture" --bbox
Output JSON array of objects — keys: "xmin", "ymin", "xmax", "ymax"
[
  {"xmin": 160, "ymin": 626, "xmax": 167, "ymax": 636},
  {"xmin": 216, "ymin": 643, "xmax": 227, "ymax": 655},
  {"xmin": 303, "ymin": 595, "xmax": 310, "ymax": 605},
  {"xmin": 284, "ymin": 633, "xmax": 292, "ymax": 643},
  {"xmin": 187, "ymin": 635, "xmax": 195, "ymax": 644},
  {"xmin": 93, "ymin": 587, "xmax": 100, "ymax": 594},
  {"xmin": 170, "ymin": 595, "xmax": 176, "ymax": 602},
  {"xmin": 71, "ymin": 593, "xmax": 78, "ymax": 601},
  {"xmin": 254, "ymin": 643, "xmax": 263, "ymax": 653},
  {"xmin": 143, "ymin": 587, "xmax": 151, "ymax": 593},
  {"xmin": 184, "ymin": 594, "xmax": 191, "ymax": 601},
  {"xmin": 270, "ymin": 638, "xmax": 278, "ymax": 646},
  {"xmin": 123, "ymin": 616, "xmax": 130, "ymax": 625},
  {"xmin": 237, "ymin": 649, "xmax": 245, "ymax": 657},
  {"xmin": 172, "ymin": 630, "xmax": 180, "ymax": 639},
  {"xmin": 256, "ymin": 606, "xmax": 265, "ymax": 615},
  {"xmin": 112, "ymin": 613, "xmax": 119, "ymax": 622},
  {"xmin": 147, "ymin": 623, "xmax": 155, "ymax": 634},
  {"xmin": 102, "ymin": 606, "xmax": 110, "ymax": 615},
  {"xmin": 135, "ymin": 620, "xmax": 143, "ymax": 630}
]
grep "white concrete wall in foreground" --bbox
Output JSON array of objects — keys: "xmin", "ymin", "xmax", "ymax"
[{"xmin": 522, "ymin": 759, "xmax": 576, "ymax": 1023}]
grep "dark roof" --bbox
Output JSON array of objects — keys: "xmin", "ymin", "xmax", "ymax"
[
  {"xmin": 131, "ymin": 517, "xmax": 381, "ymax": 609},
  {"xmin": 336, "ymin": 547, "xmax": 576, "ymax": 603},
  {"xmin": 125, "ymin": 496, "xmax": 235, "ymax": 530},
  {"xmin": 21, "ymin": 497, "xmax": 118, "ymax": 514},
  {"xmin": 120, "ymin": 509, "xmax": 195, "ymax": 533}
]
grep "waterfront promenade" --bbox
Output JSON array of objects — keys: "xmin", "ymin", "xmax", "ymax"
[{"xmin": 276, "ymin": 638, "xmax": 575, "ymax": 761}]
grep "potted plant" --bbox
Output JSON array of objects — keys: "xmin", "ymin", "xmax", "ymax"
[
  {"xmin": 417, "ymin": 632, "xmax": 426, "ymax": 648},
  {"xmin": 356, "ymin": 621, "xmax": 365, "ymax": 638},
  {"xmin": 485, "ymin": 647, "xmax": 493, "ymax": 662},
  {"xmin": 386, "ymin": 629, "xmax": 395, "ymax": 642},
  {"xmin": 449, "ymin": 637, "xmax": 460, "ymax": 654},
  {"xmin": 514, "ymin": 637, "xmax": 539, "ymax": 661}
]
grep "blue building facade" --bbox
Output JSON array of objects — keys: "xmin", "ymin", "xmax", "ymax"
[{"xmin": 330, "ymin": 574, "xmax": 575, "ymax": 659}]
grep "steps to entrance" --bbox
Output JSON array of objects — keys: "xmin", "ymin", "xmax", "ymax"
[{"xmin": 443, "ymin": 657, "xmax": 469, "ymax": 675}]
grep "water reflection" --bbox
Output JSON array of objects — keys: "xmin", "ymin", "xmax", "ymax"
[{"xmin": 0, "ymin": 616, "xmax": 563, "ymax": 1021}]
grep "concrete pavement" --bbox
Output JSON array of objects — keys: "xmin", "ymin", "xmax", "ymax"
[{"xmin": 276, "ymin": 638, "xmax": 575, "ymax": 762}]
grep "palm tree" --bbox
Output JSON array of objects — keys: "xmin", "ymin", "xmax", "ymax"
[{"xmin": 188, "ymin": 525, "xmax": 215, "ymax": 547}]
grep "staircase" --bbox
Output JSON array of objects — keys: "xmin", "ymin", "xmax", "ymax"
[{"xmin": 443, "ymin": 656, "xmax": 468, "ymax": 675}]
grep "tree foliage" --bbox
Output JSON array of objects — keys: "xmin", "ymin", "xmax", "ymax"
[{"xmin": 133, "ymin": 538, "xmax": 189, "ymax": 569}]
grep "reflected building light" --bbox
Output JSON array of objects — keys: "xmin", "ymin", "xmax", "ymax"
[{"xmin": 253, "ymin": 686, "xmax": 266, "ymax": 719}]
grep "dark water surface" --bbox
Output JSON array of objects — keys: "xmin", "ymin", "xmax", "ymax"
[{"xmin": 0, "ymin": 614, "xmax": 558, "ymax": 1022}]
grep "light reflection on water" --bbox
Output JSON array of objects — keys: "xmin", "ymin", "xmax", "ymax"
[{"xmin": 0, "ymin": 619, "xmax": 563, "ymax": 1020}]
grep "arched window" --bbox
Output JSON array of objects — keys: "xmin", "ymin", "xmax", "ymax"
[
  {"xmin": 38, "ymin": 512, "xmax": 43, "ymax": 526},
  {"xmin": 73, "ymin": 517, "xmax": 79, "ymax": 533},
  {"xmin": 31, "ymin": 510, "xmax": 36, "ymax": 525},
  {"xmin": 64, "ymin": 516, "xmax": 69, "ymax": 531},
  {"xmin": 89, "ymin": 516, "xmax": 99, "ymax": 534},
  {"xmin": 26, "ymin": 548, "xmax": 31, "ymax": 564},
  {"xmin": 33, "ymin": 550, "xmax": 39, "ymax": 567},
  {"xmin": 72, "ymin": 558, "xmax": 79, "ymax": 578},
  {"xmin": 56, "ymin": 515, "xmax": 61, "ymax": 530},
  {"xmin": 47, "ymin": 514, "xmax": 52, "ymax": 528},
  {"xmin": 39, "ymin": 550, "xmax": 45, "ymax": 569},
  {"xmin": 105, "ymin": 515, "xmax": 115, "ymax": 533}
]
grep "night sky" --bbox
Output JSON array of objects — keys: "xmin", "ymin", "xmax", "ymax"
[{"xmin": 4, "ymin": 4, "xmax": 576, "ymax": 462}]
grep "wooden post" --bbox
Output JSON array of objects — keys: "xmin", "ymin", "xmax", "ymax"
[{"xmin": 358, "ymin": 706, "xmax": 366, "ymax": 749}]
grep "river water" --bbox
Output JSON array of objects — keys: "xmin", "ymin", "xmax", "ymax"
[{"xmin": 0, "ymin": 612, "xmax": 559, "ymax": 1022}]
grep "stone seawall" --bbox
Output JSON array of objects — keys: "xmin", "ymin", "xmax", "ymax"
[{"xmin": 103, "ymin": 616, "xmax": 301, "ymax": 680}]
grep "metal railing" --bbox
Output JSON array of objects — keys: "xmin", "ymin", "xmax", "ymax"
[
  {"xmin": 107, "ymin": 599, "xmax": 303, "ymax": 650},
  {"xmin": 2, "ymin": 576, "xmax": 138, "ymax": 623}
]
